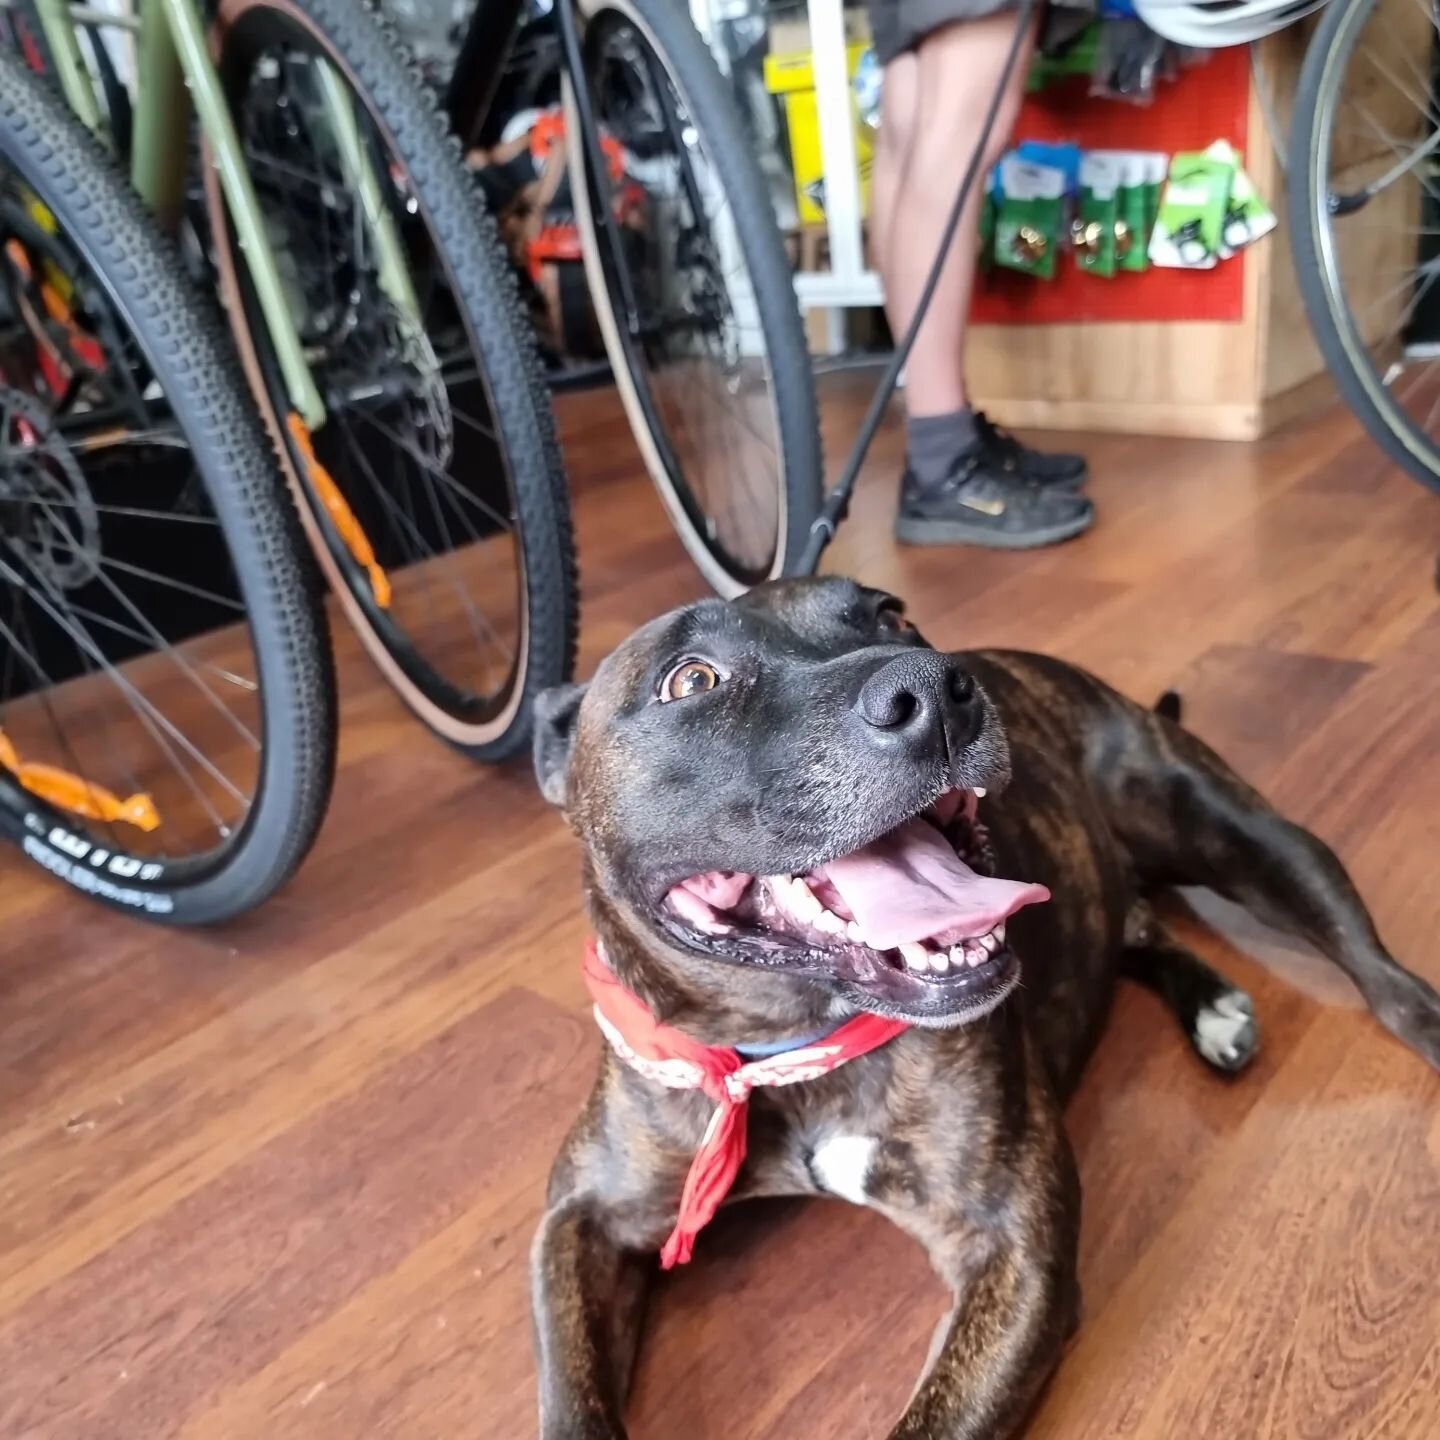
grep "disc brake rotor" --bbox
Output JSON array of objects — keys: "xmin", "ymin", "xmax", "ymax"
[{"xmin": 0, "ymin": 385, "xmax": 100, "ymax": 591}]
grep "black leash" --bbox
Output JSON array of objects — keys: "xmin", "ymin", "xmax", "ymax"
[{"xmin": 797, "ymin": 0, "xmax": 1041, "ymax": 575}]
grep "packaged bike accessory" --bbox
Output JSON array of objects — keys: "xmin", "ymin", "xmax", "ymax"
[
  {"xmin": 764, "ymin": 40, "xmax": 875, "ymax": 223},
  {"xmin": 1143, "ymin": 151, "xmax": 1168, "ymax": 238},
  {"xmin": 1028, "ymin": 20, "xmax": 1100, "ymax": 93},
  {"xmin": 995, "ymin": 156, "xmax": 1066, "ymax": 279},
  {"xmin": 854, "ymin": 47, "xmax": 882, "ymax": 132},
  {"xmin": 1116, "ymin": 153, "xmax": 1150, "ymax": 272},
  {"xmin": 1074, "ymin": 152, "xmax": 1123, "ymax": 277},
  {"xmin": 1085, "ymin": 151, "xmax": 1164, "ymax": 272},
  {"xmin": 1016, "ymin": 140, "xmax": 1083, "ymax": 196},
  {"xmin": 1205, "ymin": 140, "xmax": 1277, "ymax": 258},
  {"xmin": 980, "ymin": 183, "xmax": 997, "ymax": 273},
  {"xmin": 1090, "ymin": 18, "xmax": 1166, "ymax": 105},
  {"xmin": 1148, "ymin": 150, "xmax": 1234, "ymax": 269}
]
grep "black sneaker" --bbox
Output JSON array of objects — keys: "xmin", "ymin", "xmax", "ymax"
[
  {"xmin": 975, "ymin": 411, "xmax": 1088, "ymax": 487},
  {"xmin": 895, "ymin": 451, "xmax": 1095, "ymax": 550}
]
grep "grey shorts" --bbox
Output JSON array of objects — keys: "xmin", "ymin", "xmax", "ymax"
[{"xmin": 865, "ymin": 0, "xmax": 1019, "ymax": 65}]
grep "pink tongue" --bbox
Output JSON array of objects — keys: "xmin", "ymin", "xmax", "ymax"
[{"xmin": 819, "ymin": 816, "xmax": 1049, "ymax": 948}]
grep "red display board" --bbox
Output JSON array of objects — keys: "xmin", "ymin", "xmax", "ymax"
[{"xmin": 971, "ymin": 45, "xmax": 1251, "ymax": 326}]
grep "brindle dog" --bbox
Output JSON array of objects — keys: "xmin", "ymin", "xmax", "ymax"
[{"xmin": 529, "ymin": 577, "xmax": 1440, "ymax": 1440}]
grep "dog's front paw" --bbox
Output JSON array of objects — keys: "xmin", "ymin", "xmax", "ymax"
[{"xmin": 1192, "ymin": 989, "xmax": 1259, "ymax": 1073}]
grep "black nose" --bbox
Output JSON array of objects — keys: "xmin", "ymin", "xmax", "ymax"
[{"xmin": 855, "ymin": 650, "xmax": 978, "ymax": 747}]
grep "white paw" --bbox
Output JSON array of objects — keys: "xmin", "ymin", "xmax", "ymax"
[{"xmin": 1194, "ymin": 991, "xmax": 1259, "ymax": 1072}]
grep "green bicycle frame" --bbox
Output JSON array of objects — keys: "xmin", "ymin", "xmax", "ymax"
[
  {"xmin": 28, "ymin": 0, "xmax": 426, "ymax": 432},
  {"xmin": 29, "ymin": 0, "xmax": 103, "ymax": 134}
]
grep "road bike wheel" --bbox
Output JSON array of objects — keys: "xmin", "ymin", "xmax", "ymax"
[
  {"xmin": 562, "ymin": 0, "xmax": 822, "ymax": 597},
  {"xmin": 0, "ymin": 52, "xmax": 336, "ymax": 923},
  {"xmin": 208, "ymin": 0, "xmax": 577, "ymax": 759},
  {"xmin": 1290, "ymin": 0, "xmax": 1440, "ymax": 496}
]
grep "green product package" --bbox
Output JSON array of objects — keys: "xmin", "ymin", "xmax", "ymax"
[
  {"xmin": 1027, "ymin": 24, "xmax": 1100, "ymax": 92},
  {"xmin": 1205, "ymin": 140, "xmax": 1278, "ymax": 257},
  {"xmin": 1148, "ymin": 151, "xmax": 1235, "ymax": 269},
  {"xmin": 1143, "ymin": 151, "xmax": 1168, "ymax": 241},
  {"xmin": 1087, "ymin": 151, "xmax": 1166, "ymax": 273},
  {"xmin": 1075, "ymin": 153, "xmax": 1123, "ymax": 277},
  {"xmin": 994, "ymin": 156, "xmax": 1065, "ymax": 280},
  {"xmin": 1116, "ymin": 154, "xmax": 1153, "ymax": 273},
  {"xmin": 979, "ymin": 188, "xmax": 997, "ymax": 272}
]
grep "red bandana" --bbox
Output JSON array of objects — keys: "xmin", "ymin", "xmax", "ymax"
[{"xmin": 583, "ymin": 942, "xmax": 910, "ymax": 1268}]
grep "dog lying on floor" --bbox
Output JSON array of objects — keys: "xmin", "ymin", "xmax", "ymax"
[{"xmin": 527, "ymin": 576, "xmax": 1440, "ymax": 1440}]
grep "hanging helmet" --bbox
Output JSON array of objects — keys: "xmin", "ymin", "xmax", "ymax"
[{"xmin": 1131, "ymin": 0, "xmax": 1330, "ymax": 47}]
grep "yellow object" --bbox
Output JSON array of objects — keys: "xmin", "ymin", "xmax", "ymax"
[
  {"xmin": 0, "ymin": 729, "xmax": 161, "ymax": 832},
  {"xmin": 286, "ymin": 413, "xmax": 393, "ymax": 610},
  {"xmin": 764, "ymin": 43, "xmax": 873, "ymax": 226},
  {"xmin": 23, "ymin": 190, "xmax": 76, "ymax": 307}
]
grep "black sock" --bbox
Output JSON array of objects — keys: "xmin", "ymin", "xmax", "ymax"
[{"xmin": 906, "ymin": 408, "xmax": 979, "ymax": 486}]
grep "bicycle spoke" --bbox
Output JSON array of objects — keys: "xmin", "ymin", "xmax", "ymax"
[
  {"xmin": 5, "ymin": 557, "xmax": 246, "ymax": 824},
  {"xmin": 0, "ymin": 601, "xmax": 120, "ymax": 851},
  {"xmin": 7, "ymin": 491, "xmax": 222, "ymax": 526},
  {"xmin": 336, "ymin": 417, "xmax": 509, "ymax": 664},
  {"xmin": 352, "ymin": 406, "xmax": 515, "ymax": 535},
  {"xmin": 97, "ymin": 552, "xmax": 248, "ymax": 612},
  {"xmin": 65, "ymin": 534, "xmax": 261, "ymax": 751},
  {"xmin": 65, "ymin": 601, "xmax": 258, "ymax": 691}
]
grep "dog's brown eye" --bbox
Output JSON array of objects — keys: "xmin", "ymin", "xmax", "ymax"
[{"xmin": 661, "ymin": 659, "xmax": 721, "ymax": 702}]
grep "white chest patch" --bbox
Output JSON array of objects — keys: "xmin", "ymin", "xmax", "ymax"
[{"xmin": 810, "ymin": 1135, "xmax": 878, "ymax": 1205}]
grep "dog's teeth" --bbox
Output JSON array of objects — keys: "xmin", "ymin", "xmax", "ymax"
[
  {"xmin": 813, "ymin": 908, "xmax": 844, "ymax": 935},
  {"xmin": 973, "ymin": 786, "xmax": 987, "ymax": 799},
  {"xmin": 787, "ymin": 878, "xmax": 823, "ymax": 922},
  {"xmin": 899, "ymin": 942, "xmax": 930, "ymax": 972},
  {"xmin": 928, "ymin": 949, "xmax": 950, "ymax": 974},
  {"xmin": 979, "ymin": 931, "xmax": 998, "ymax": 955},
  {"xmin": 994, "ymin": 922, "xmax": 1006, "ymax": 945},
  {"xmin": 847, "ymin": 920, "xmax": 865, "ymax": 943},
  {"xmin": 964, "ymin": 939, "xmax": 987, "ymax": 967},
  {"xmin": 948, "ymin": 944, "xmax": 968, "ymax": 967}
]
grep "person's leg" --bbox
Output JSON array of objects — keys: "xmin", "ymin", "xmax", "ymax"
[
  {"xmin": 883, "ymin": 11, "xmax": 1034, "ymax": 424},
  {"xmin": 879, "ymin": 8, "xmax": 1096, "ymax": 547},
  {"xmin": 870, "ymin": 51, "xmax": 919, "ymax": 284}
]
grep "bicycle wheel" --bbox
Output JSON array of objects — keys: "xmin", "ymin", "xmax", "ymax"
[
  {"xmin": 207, "ymin": 0, "xmax": 576, "ymax": 759},
  {"xmin": 1290, "ymin": 0, "xmax": 1440, "ymax": 495},
  {"xmin": 562, "ymin": 0, "xmax": 822, "ymax": 597},
  {"xmin": 0, "ymin": 52, "xmax": 336, "ymax": 923}
]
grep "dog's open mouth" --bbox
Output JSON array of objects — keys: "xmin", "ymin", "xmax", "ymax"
[{"xmin": 660, "ymin": 789, "xmax": 1050, "ymax": 1018}]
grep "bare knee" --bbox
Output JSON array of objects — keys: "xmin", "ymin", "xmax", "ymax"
[
  {"xmin": 911, "ymin": 12, "xmax": 1035, "ymax": 173},
  {"xmin": 878, "ymin": 54, "xmax": 919, "ymax": 165}
]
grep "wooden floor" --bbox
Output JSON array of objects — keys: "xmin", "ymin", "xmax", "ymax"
[{"xmin": 2, "ymin": 373, "xmax": 1439, "ymax": 1439}]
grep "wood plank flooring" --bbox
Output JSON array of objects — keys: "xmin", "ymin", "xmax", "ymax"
[{"xmin": 2, "ymin": 372, "xmax": 1438, "ymax": 1439}]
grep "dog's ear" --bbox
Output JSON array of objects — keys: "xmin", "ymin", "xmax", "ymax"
[{"xmin": 532, "ymin": 682, "xmax": 587, "ymax": 808}]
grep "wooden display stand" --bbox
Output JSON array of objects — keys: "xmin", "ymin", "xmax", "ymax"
[{"xmin": 968, "ymin": 14, "xmax": 1422, "ymax": 440}]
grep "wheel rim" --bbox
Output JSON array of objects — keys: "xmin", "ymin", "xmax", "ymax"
[
  {"xmin": 581, "ymin": 4, "xmax": 787, "ymax": 587},
  {"xmin": 1313, "ymin": 0, "xmax": 1440, "ymax": 478},
  {"xmin": 217, "ymin": 3, "xmax": 531, "ymax": 737},
  {"xmin": 0, "ymin": 178, "xmax": 266, "ymax": 885}
]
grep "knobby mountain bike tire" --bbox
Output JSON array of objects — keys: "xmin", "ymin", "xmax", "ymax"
[
  {"xmin": 563, "ymin": 0, "xmax": 822, "ymax": 597},
  {"xmin": 0, "ymin": 52, "xmax": 337, "ymax": 923},
  {"xmin": 207, "ymin": 0, "xmax": 577, "ymax": 759}
]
